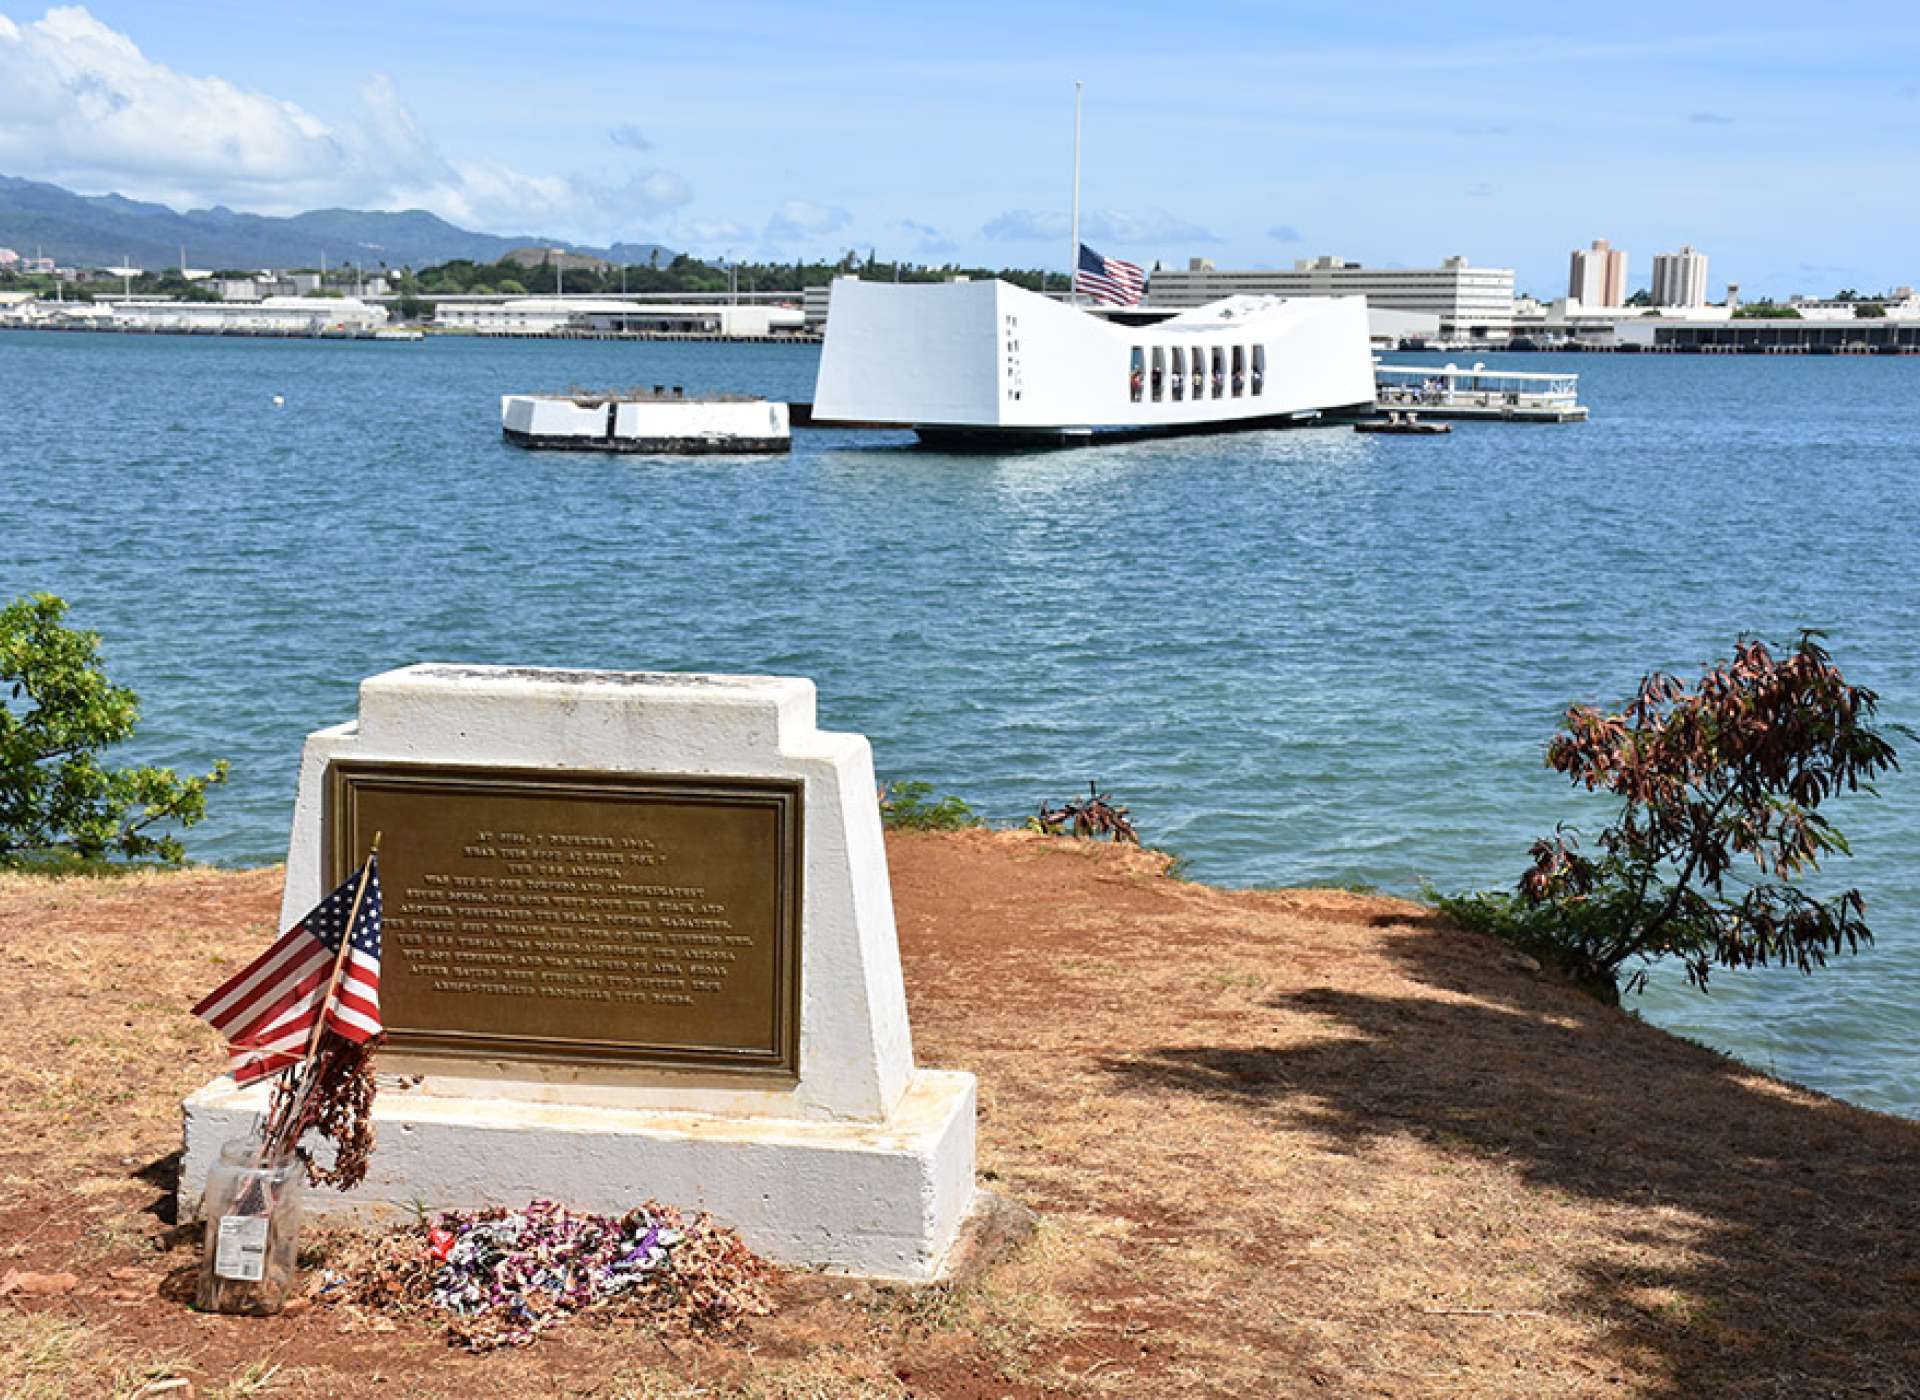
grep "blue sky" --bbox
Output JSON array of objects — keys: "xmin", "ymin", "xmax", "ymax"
[{"xmin": 2, "ymin": 2, "xmax": 1915, "ymax": 296}]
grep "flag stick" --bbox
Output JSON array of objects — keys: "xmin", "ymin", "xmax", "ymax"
[
  {"xmin": 262, "ymin": 831, "xmax": 381, "ymax": 1159},
  {"xmin": 1069, "ymin": 79, "xmax": 1082, "ymax": 306}
]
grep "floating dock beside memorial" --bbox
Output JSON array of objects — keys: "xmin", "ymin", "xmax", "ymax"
[{"xmin": 501, "ymin": 388, "xmax": 791, "ymax": 454}]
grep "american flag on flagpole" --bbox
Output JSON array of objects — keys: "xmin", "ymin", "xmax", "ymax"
[
  {"xmin": 1075, "ymin": 242, "xmax": 1146, "ymax": 307},
  {"xmin": 193, "ymin": 859, "xmax": 383, "ymax": 1085}
]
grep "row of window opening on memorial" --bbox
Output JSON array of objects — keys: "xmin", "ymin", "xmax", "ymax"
[{"xmin": 1129, "ymin": 343, "xmax": 1266, "ymax": 404}]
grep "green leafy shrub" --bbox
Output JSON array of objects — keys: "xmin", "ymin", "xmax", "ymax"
[
  {"xmin": 877, "ymin": 780, "xmax": 981, "ymax": 832},
  {"xmin": 0, "ymin": 593, "xmax": 227, "ymax": 866},
  {"xmin": 1430, "ymin": 886, "xmax": 1630, "ymax": 1003},
  {"xmin": 1445, "ymin": 633, "xmax": 1901, "ymax": 1003}
]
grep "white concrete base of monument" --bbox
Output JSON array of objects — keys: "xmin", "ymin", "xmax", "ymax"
[{"xmin": 182, "ymin": 1068, "xmax": 977, "ymax": 1282}]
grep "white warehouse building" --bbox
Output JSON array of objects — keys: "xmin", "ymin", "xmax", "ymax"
[
  {"xmin": 1149, "ymin": 255, "xmax": 1515, "ymax": 339},
  {"xmin": 434, "ymin": 298, "xmax": 805, "ymax": 336},
  {"xmin": 43, "ymin": 296, "xmax": 389, "ymax": 334}
]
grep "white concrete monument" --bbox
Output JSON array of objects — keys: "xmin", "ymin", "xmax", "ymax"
[{"xmin": 182, "ymin": 664, "xmax": 978, "ymax": 1280}]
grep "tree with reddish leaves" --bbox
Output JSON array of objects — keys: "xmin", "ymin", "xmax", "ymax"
[{"xmin": 1502, "ymin": 634, "xmax": 1901, "ymax": 1002}]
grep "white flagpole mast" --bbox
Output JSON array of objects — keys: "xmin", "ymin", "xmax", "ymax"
[{"xmin": 1069, "ymin": 80, "xmax": 1082, "ymax": 306}]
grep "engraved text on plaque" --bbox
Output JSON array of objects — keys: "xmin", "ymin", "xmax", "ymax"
[{"xmin": 327, "ymin": 763, "xmax": 802, "ymax": 1076}]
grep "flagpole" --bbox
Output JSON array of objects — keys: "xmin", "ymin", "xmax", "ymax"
[
  {"xmin": 263, "ymin": 831, "xmax": 381, "ymax": 1158},
  {"xmin": 1069, "ymin": 79, "xmax": 1082, "ymax": 306}
]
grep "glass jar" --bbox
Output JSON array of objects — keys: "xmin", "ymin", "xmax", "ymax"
[{"xmin": 194, "ymin": 1138, "xmax": 303, "ymax": 1315}]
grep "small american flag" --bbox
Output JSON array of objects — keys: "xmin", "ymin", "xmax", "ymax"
[
  {"xmin": 194, "ymin": 859, "xmax": 383, "ymax": 1084},
  {"xmin": 1075, "ymin": 243, "xmax": 1146, "ymax": 307}
]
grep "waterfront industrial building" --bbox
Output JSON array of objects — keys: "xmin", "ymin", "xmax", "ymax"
[
  {"xmin": 0, "ymin": 290, "xmax": 810, "ymax": 341},
  {"xmin": 6, "ymin": 296, "xmax": 389, "ymax": 334},
  {"xmin": 1616, "ymin": 317, "xmax": 1920, "ymax": 353},
  {"xmin": 1147, "ymin": 255, "xmax": 1515, "ymax": 340},
  {"xmin": 433, "ymin": 297, "xmax": 805, "ymax": 337},
  {"xmin": 208, "ymin": 272, "xmax": 389, "ymax": 302},
  {"xmin": 804, "ymin": 283, "xmax": 833, "ymax": 330},
  {"xmin": 1786, "ymin": 288, "xmax": 1920, "ymax": 319},
  {"xmin": 1511, "ymin": 296, "xmax": 1920, "ymax": 352}
]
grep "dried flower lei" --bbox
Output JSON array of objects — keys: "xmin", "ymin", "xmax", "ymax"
[{"xmin": 326, "ymin": 1198, "xmax": 775, "ymax": 1350}]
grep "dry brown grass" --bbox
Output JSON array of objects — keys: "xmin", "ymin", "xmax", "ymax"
[
  {"xmin": 2, "ymin": 834, "xmax": 1918, "ymax": 1397},
  {"xmin": 0, "ymin": 1311, "xmax": 193, "ymax": 1399},
  {"xmin": 0, "ymin": 865, "xmax": 280, "ymax": 1187}
]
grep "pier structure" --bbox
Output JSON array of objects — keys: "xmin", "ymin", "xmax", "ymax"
[
  {"xmin": 1606, "ymin": 318, "xmax": 1920, "ymax": 354},
  {"xmin": 1501, "ymin": 289, "xmax": 1920, "ymax": 354}
]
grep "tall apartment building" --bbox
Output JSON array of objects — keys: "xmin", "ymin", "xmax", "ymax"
[
  {"xmin": 1650, "ymin": 245, "xmax": 1709, "ymax": 308},
  {"xmin": 1147, "ymin": 254, "xmax": 1515, "ymax": 338},
  {"xmin": 1568, "ymin": 239, "xmax": 1629, "ymax": 307}
]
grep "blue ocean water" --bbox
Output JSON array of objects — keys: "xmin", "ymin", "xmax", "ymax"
[{"xmin": 2, "ymin": 329, "xmax": 1916, "ymax": 1116}]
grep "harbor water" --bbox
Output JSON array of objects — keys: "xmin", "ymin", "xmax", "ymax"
[{"xmin": 2, "ymin": 329, "xmax": 1916, "ymax": 1117}]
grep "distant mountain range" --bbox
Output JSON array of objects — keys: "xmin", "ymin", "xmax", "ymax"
[{"xmin": 0, "ymin": 176, "xmax": 673, "ymax": 271}]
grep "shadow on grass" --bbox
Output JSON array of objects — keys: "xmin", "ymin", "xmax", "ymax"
[{"xmin": 1103, "ymin": 920, "xmax": 1920, "ymax": 1399}]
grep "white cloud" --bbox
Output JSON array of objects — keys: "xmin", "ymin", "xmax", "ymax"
[
  {"xmin": 982, "ymin": 206, "xmax": 1219, "ymax": 246},
  {"xmin": 900, "ymin": 219, "xmax": 956, "ymax": 257},
  {"xmin": 1268, "ymin": 223, "xmax": 1302, "ymax": 241},
  {"xmin": 0, "ymin": 7, "xmax": 343, "ymax": 193},
  {"xmin": 1096, "ymin": 209, "xmax": 1219, "ymax": 244},
  {"xmin": 981, "ymin": 207, "xmax": 1065, "ymax": 242},
  {"xmin": 669, "ymin": 217, "xmax": 755, "ymax": 249},
  {"xmin": 0, "ymin": 6, "xmax": 692, "ymax": 239},
  {"xmin": 608, "ymin": 169, "xmax": 693, "ymax": 217},
  {"xmin": 608, "ymin": 124, "xmax": 652, "ymax": 152},
  {"xmin": 764, "ymin": 199, "xmax": 851, "ymax": 243}
]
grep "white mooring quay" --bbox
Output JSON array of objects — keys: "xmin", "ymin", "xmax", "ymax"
[{"xmin": 1375, "ymin": 364, "xmax": 1587, "ymax": 422}]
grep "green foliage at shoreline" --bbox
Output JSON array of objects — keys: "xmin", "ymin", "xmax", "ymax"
[
  {"xmin": 0, "ymin": 593, "xmax": 226, "ymax": 868},
  {"xmin": 1440, "ymin": 633, "xmax": 1900, "ymax": 1004},
  {"xmin": 878, "ymin": 781, "xmax": 982, "ymax": 832},
  {"xmin": 1431, "ymin": 886, "xmax": 1627, "ymax": 1002},
  {"xmin": 398, "ymin": 251, "xmax": 1059, "ymax": 299}
]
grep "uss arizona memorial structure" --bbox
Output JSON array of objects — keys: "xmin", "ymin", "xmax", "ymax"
[{"xmin": 812, "ymin": 277, "xmax": 1376, "ymax": 447}]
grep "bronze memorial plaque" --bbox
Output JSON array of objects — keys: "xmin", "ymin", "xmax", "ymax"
[{"xmin": 326, "ymin": 762, "xmax": 802, "ymax": 1077}]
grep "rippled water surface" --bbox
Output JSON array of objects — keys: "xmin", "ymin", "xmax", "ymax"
[{"xmin": 3, "ymin": 329, "xmax": 1917, "ymax": 1115}]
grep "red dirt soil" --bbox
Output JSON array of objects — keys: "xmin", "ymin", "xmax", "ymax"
[{"xmin": 2, "ymin": 831, "xmax": 1917, "ymax": 1398}]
